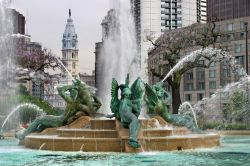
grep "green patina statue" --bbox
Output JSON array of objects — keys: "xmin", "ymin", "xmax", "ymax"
[
  {"xmin": 16, "ymin": 79, "xmax": 101, "ymax": 140},
  {"xmin": 110, "ymin": 74, "xmax": 144, "ymax": 148},
  {"xmin": 145, "ymin": 81, "xmax": 200, "ymax": 132},
  {"xmin": 58, "ymin": 79, "xmax": 101, "ymax": 125}
]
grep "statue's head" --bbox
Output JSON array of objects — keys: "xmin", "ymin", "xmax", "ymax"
[
  {"xmin": 153, "ymin": 82, "xmax": 165, "ymax": 98},
  {"xmin": 72, "ymin": 79, "xmax": 82, "ymax": 87},
  {"xmin": 120, "ymin": 85, "xmax": 131, "ymax": 99}
]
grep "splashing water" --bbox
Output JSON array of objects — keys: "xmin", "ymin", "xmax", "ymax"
[
  {"xmin": 0, "ymin": 0, "xmax": 19, "ymax": 128},
  {"xmin": 1, "ymin": 103, "xmax": 45, "ymax": 130},
  {"xmin": 178, "ymin": 102, "xmax": 198, "ymax": 128},
  {"xmin": 98, "ymin": 0, "xmax": 139, "ymax": 114},
  {"xmin": 54, "ymin": 56, "xmax": 74, "ymax": 83},
  {"xmin": 162, "ymin": 48, "xmax": 233, "ymax": 82},
  {"xmin": 193, "ymin": 76, "xmax": 250, "ymax": 123}
]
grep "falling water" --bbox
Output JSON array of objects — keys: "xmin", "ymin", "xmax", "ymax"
[
  {"xmin": 1, "ymin": 103, "xmax": 45, "ymax": 130},
  {"xmin": 54, "ymin": 56, "xmax": 74, "ymax": 84},
  {"xmin": 0, "ymin": 0, "xmax": 19, "ymax": 128},
  {"xmin": 162, "ymin": 48, "xmax": 230, "ymax": 82},
  {"xmin": 178, "ymin": 101, "xmax": 198, "ymax": 128},
  {"xmin": 99, "ymin": 0, "xmax": 139, "ymax": 114}
]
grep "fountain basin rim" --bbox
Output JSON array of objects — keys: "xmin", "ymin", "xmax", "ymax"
[{"xmin": 57, "ymin": 128, "xmax": 117, "ymax": 132}]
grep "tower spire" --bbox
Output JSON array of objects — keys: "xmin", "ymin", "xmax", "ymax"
[{"xmin": 69, "ymin": 9, "xmax": 71, "ymax": 18}]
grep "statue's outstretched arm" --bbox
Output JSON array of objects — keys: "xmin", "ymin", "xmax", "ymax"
[{"xmin": 57, "ymin": 85, "xmax": 75, "ymax": 103}]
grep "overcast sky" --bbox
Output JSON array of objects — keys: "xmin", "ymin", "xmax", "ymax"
[{"xmin": 10, "ymin": 0, "xmax": 111, "ymax": 74}]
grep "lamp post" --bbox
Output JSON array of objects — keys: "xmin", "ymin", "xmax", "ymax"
[{"xmin": 245, "ymin": 22, "xmax": 248, "ymax": 75}]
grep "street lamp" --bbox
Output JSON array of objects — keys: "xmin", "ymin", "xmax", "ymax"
[{"xmin": 245, "ymin": 22, "xmax": 248, "ymax": 75}]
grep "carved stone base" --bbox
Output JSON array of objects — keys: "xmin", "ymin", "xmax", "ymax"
[{"xmin": 24, "ymin": 116, "xmax": 220, "ymax": 152}]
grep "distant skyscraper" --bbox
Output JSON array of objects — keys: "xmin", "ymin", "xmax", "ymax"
[
  {"xmin": 197, "ymin": 0, "xmax": 207, "ymax": 23},
  {"xmin": 62, "ymin": 9, "xmax": 79, "ymax": 78},
  {"xmin": 207, "ymin": 0, "xmax": 250, "ymax": 22},
  {"xmin": 131, "ymin": 0, "xmax": 203, "ymax": 82},
  {"xmin": 95, "ymin": 9, "xmax": 116, "ymax": 94}
]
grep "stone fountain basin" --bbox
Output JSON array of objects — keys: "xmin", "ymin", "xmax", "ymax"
[{"xmin": 23, "ymin": 116, "xmax": 220, "ymax": 152}]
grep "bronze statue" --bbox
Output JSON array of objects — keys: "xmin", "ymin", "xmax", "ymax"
[
  {"xmin": 145, "ymin": 81, "xmax": 200, "ymax": 132},
  {"xmin": 16, "ymin": 79, "xmax": 101, "ymax": 140},
  {"xmin": 110, "ymin": 75, "xmax": 144, "ymax": 148},
  {"xmin": 58, "ymin": 79, "xmax": 101, "ymax": 125}
]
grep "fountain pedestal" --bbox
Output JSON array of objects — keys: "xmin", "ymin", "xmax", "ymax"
[{"xmin": 24, "ymin": 116, "xmax": 220, "ymax": 152}]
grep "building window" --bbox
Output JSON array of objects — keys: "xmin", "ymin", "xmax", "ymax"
[
  {"xmin": 240, "ymin": 21, "xmax": 245, "ymax": 30},
  {"xmin": 72, "ymin": 53, "xmax": 74, "ymax": 59},
  {"xmin": 235, "ymin": 44, "xmax": 242, "ymax": 53},
  {"xmin": 197, "ymin": 93, "xmax": 204, "ymax": 101},
  {"xmin": 198, "ymin": 60, "xmax": 205, "ymax": 65},
  {"xmin": 209, "ymin": 81, "xmax": 216, "ymax": 89},
  {"xmin": 63, "ymin": 53, "xmax": 66, "ymax": 59},
  {"xmin": 186, "ymin": 72, "xmax": 193, "ymax": 80},
  {"xmin": 73, "ymin": 62, "xmax": 76, "ymax": 69},
  {"xmin": 197, "ymin": 82, "xmax": 205, "ymax": 90},
  {"xmin": 235, "ymin": 56, "xmax": 244, "ymax": 65},
  {"xmin": 197, "ymin": 70, "xmax": 205, "ymax": 80},
  {"xmin": 227, "ymin": 34, "xmax": 234, "ymax": 40},
  {"xmin": 209, "ymin": 70, "xmax": 216, "ymax": 78},
  {"xmin": 227, "ymin": 23, "xmax": 234, "ymax": 32},
  {"xmin": 210, "ymin": 62, "xmax": 215, "ymax": 67},
  {"xmin": 223, "ymin": 69, "xmax": 231, "ymax": 77},
  {"xmin": 240, "ymin": 32, "xmax": 245, "ymax": 39},
  {"xmin": 185, "ymin": 83, "xmax": 193, "ymax": 91},
  {"xmin": 185, "ymin": 94, "xmax": 192, "ymax": 101}
]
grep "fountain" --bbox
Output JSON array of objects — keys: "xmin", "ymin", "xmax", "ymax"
[
  {"xmin": 0, "ymin": 0, "xmax": 20, "ymax": 137},
  {"xmin": 1, "ymin": 0, "xmax": 221, "ymax": 153},
  {"xmin": 178, "ymin": 102, "xmax": 198, "ymax": 128},
  {"xmin": 98, "ymin": 0, "xmax": 139, "ymax": 114},
  {"xmin": 19, "ymin": 74, "xmax": 220, "ymax": 152},
  {"xmin": 5, "ymin": 0, "xmax": 220, "ymax": 152}
]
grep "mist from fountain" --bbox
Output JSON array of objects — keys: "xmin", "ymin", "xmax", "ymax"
[
  {"xmin": 98, "ymin": 0, "xmax": 139, "ymax": 114},
  {"xmin": 193, "ymin": 76, "xmax": 250, "ymax": 123}
]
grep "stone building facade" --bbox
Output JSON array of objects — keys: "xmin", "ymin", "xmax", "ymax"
[
  {"xmin": 148, "ymin": 16, "xmax": 250, "ymax": 105},
  {"xmin": 207, "ymin": 0, "xmax": 250, "ymax": 22},
  {"xmin": 131, "ymin": 0, "xmax": 207, "ymax": 82},
  {"xmin": 79, "ymin": 71, "xmax": 95, "ymax": 87}
]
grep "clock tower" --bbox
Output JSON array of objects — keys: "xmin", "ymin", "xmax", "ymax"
[{"xmin": 62, "ymin": 9, "xmax": 79, "ymax": 78}]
